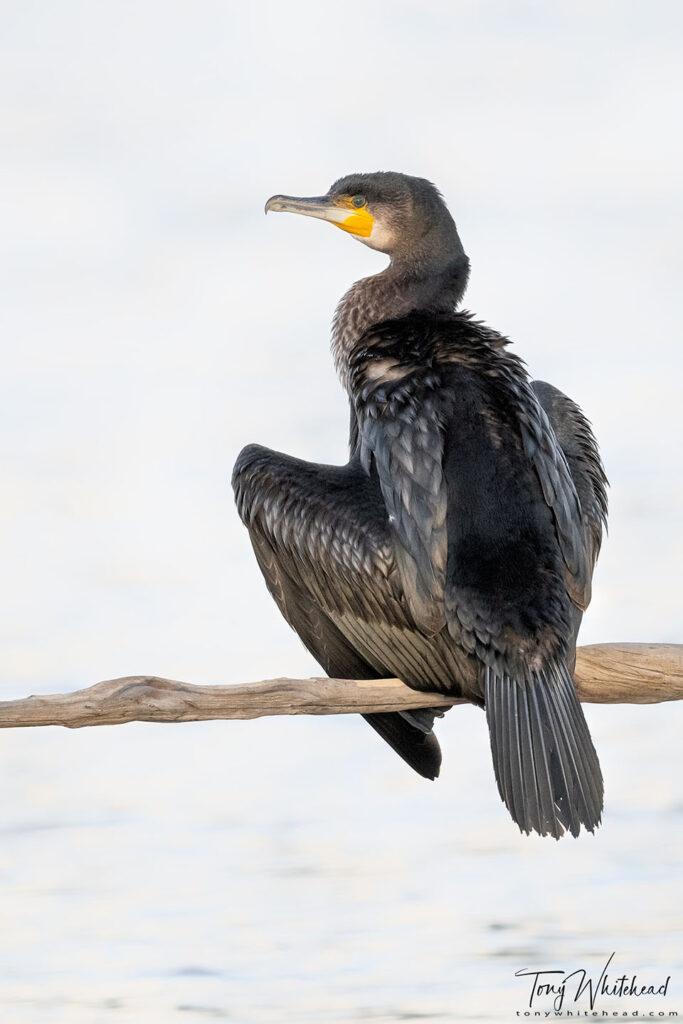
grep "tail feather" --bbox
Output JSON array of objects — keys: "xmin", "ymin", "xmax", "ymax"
[
  {"xmin": 506, "ymin": 681, "xmax": 527, "ymax": 827},
  {"xmin": 551, "ymin": 663, "xmax": 603, "ymax": 813},
  {"xmin": 362, "ymin": 711, "xmax": 443, "ymax": 780},
  {"xmin": 485, "ymin": 661, "xmax": 603, "ymax": 838},
  {"xmin": 531, "ymin": 675, "xmax": 583, "ymax": 837},
  {"xmin": 527, "ymin": 682, "xmax": 577, "ymax": 836},
  {"xmin": 515, "ymin": 679, "xmax": 542, "ymax": 833}
]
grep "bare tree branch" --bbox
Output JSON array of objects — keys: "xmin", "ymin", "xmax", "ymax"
[{"xmin": 0, "ymin": 643, "xmax": 680, "ymax": 730}]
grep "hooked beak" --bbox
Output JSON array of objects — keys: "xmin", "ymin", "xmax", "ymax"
[{"xmin": 264, "ymin": 194, "xmax": 374, "ymax": 238}]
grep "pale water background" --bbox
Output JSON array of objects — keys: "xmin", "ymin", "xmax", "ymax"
[{"xmin": 1, "ymin": 2, "xmax": 682, "ymax": 1022}]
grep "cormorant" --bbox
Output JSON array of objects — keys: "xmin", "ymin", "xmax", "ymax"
[{"xmin": 232, "ymin": 172, "xmax": 608, "ymax": 839}]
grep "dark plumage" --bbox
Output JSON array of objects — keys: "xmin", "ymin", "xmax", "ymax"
[{"xmin": 234, "ymin": 171, "xmax": 608, "ymax": 838}]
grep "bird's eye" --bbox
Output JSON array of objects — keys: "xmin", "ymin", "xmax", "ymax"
[{"xmin": 351, "ymin": 195, "xmax": 366, "ymax": 208}]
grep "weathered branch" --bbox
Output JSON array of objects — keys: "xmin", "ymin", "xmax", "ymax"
[{"xmin": 0, "ymin": 643, "xmax": 680, "ymax": 730}]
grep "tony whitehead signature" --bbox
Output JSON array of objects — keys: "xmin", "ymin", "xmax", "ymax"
[{"xmin": 516, "ymin": 953, "xmax": 671, "ymax": 1011}]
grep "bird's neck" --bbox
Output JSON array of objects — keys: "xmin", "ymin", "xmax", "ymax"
[{"xmin": 331, "ymin": 254, "xmax": 470, "ymax": 387}]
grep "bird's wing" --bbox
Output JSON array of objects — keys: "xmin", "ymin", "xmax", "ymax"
[
  {"xmin": 233, "ymin": 443, "xmax": 470, "ymax": 690},
  {"xmin": 232, "ymin": 443, "xmax": 447, "ymax": 778},
  {"xmin": 505, "ymin": 377, "xmax": 594, "ymax": 611},
  {"xmin": 351, "ymin": 314, "xmax": 602, "ymax": 667},
  {"xmin": 358, "ymin": 386, "xmax": 449, "ymax": 636},
  {"xmin": 233, "ymin": 445, "xmax": 409, "ymax": 629},
  {"xmin": 531, "ymin": 380, "xmax": 608, "ymax": 608},
  {"xmin": 448, "ymin": 335, "xmax": 605, "ymax": 615}
]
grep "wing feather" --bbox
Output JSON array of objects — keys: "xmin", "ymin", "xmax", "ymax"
[
  {"xmin": 233, "ymin": 444, "xmax": 447, "ymax": 778},
  {"xmin": 532, "ymin": 380, "xmax": 608, "ymax": 608},
  {"xmin": 359, "ymin": 390, "xmax": 449, "ymax": 635}
]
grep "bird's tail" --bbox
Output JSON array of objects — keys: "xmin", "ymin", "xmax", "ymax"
[
  {"xmin": 485, "ymin": 660, "xmax": 603, "ymax": 838},
  {"xmin": 362, "ymin": 708, "xmax": 446, "ymax": 780}
]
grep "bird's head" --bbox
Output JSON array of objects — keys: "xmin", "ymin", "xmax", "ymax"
[{"xmin": 265, "ymin": 171, "xmax": 466, "ymax": 270}]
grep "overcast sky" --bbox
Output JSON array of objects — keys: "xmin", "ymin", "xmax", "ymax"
[{"xmin": 1, "ymin": 0, "xmax": 681, "ymax": 686}]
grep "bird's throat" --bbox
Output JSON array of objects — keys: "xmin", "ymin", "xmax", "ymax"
[{"xmin": 331, "ymin": 256, "xmax": 470, "ymax": 387}]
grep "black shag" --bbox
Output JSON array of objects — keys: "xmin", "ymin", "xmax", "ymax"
[{"xmin": 232, "ymin": 172, "xmax": 608, "ymax": 839}]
